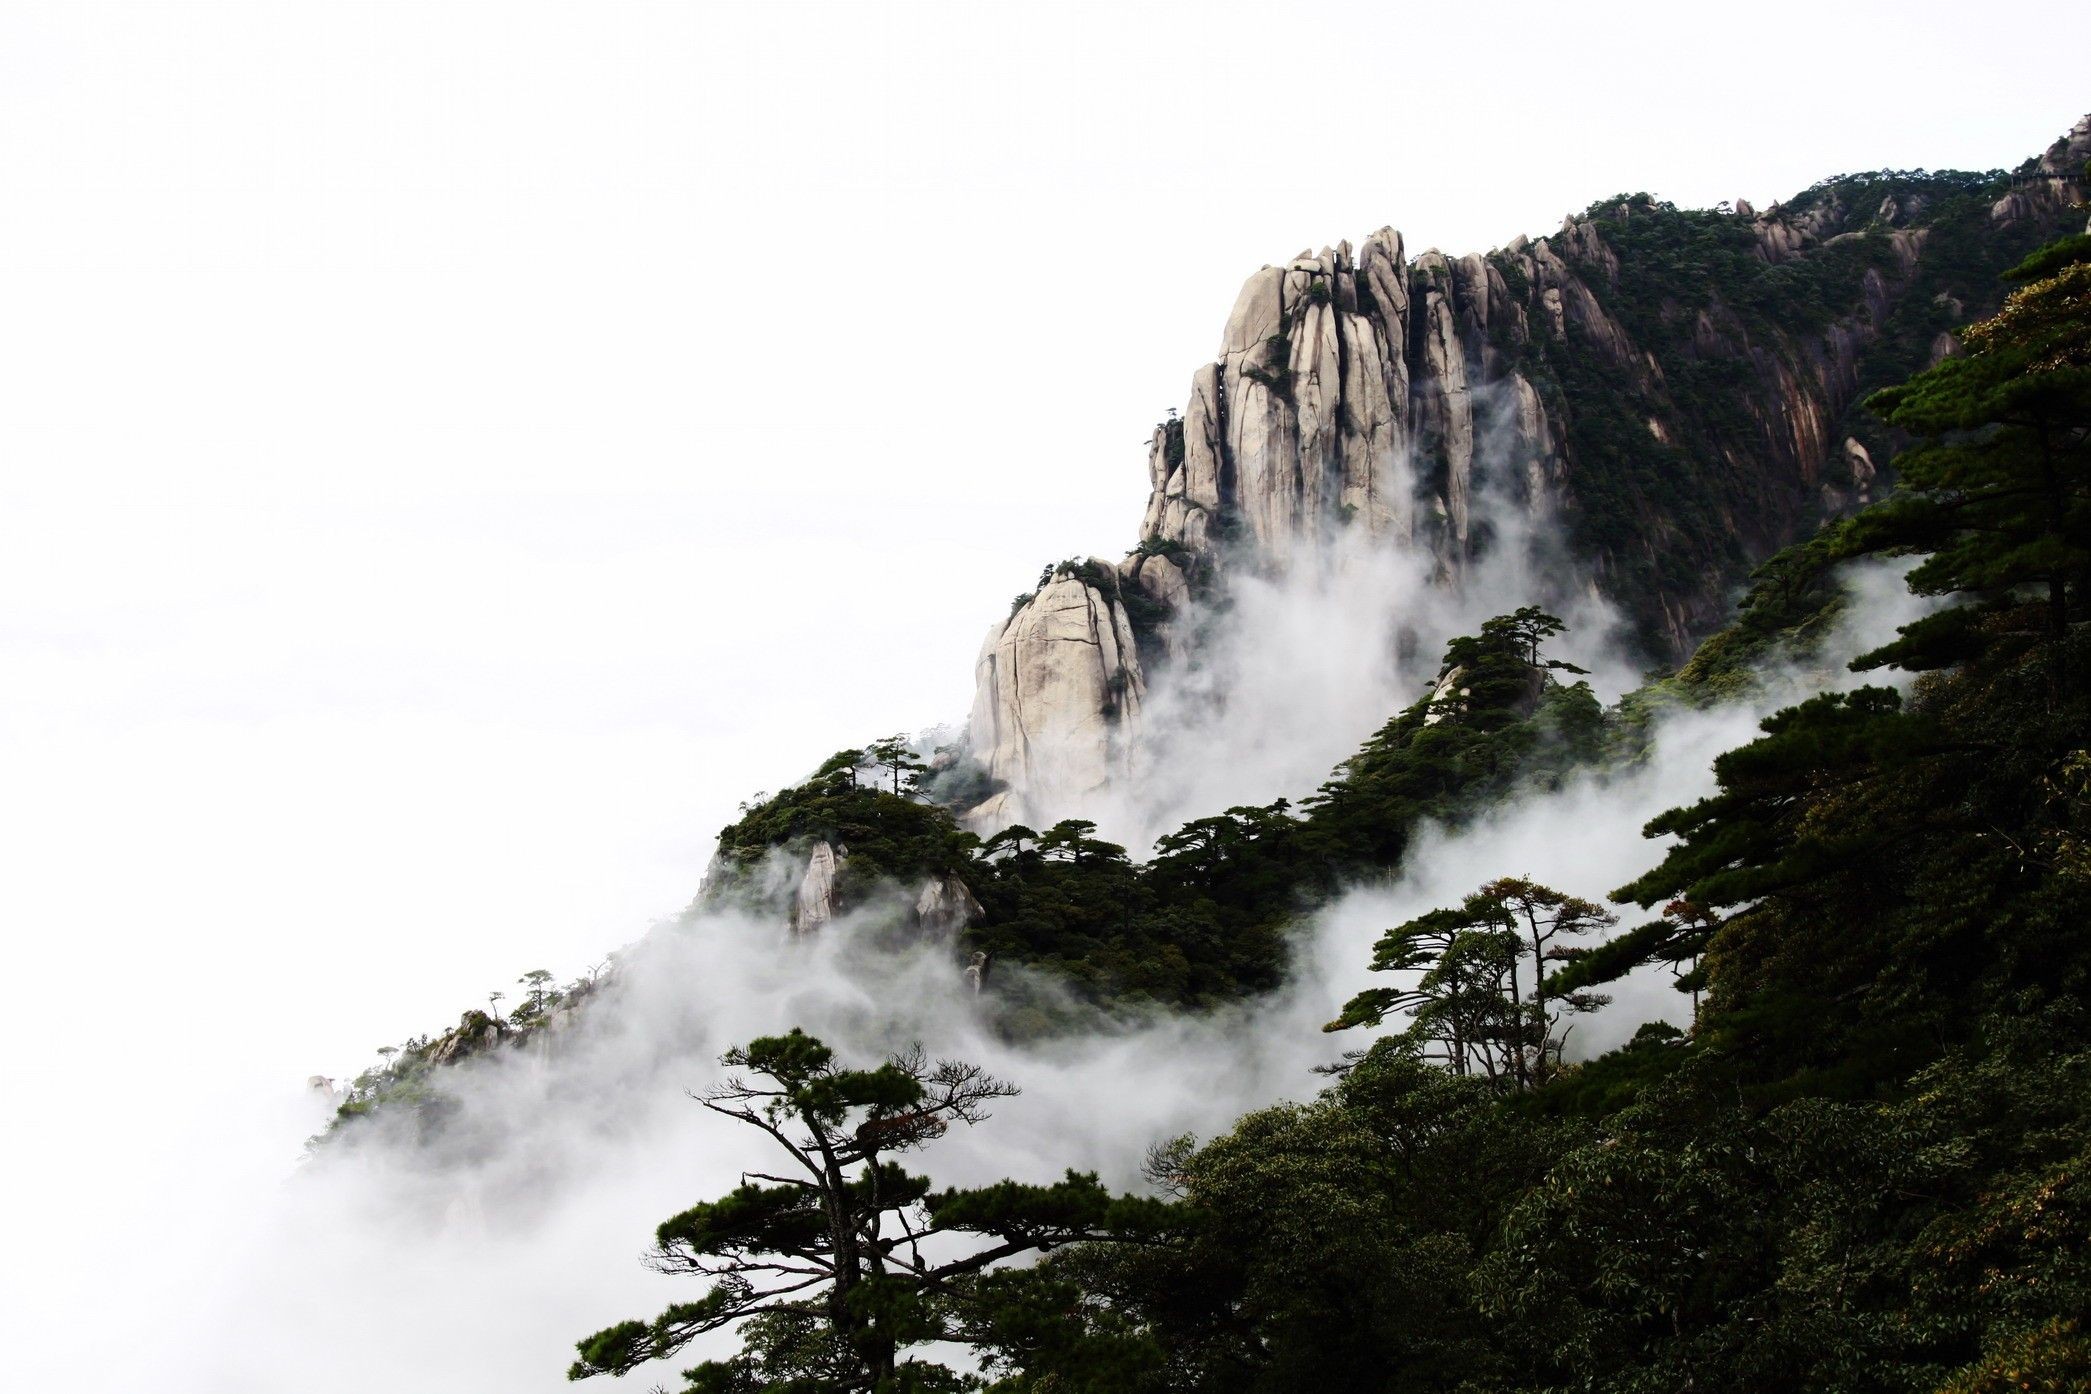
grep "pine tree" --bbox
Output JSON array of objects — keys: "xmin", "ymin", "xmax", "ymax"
[
  {"xmin": 1842, "ymin": 233, "xmax": 2091, "ymax": 686},
  {"xmin": 568, "ymin": 1029, "xmax": 1172, "ymax": 1391},
  {"xmin": 866, "ymin": 736, "xmax": 929, "ymax": 797},
  {"xmin": 1327, "ymin": 879, "xmax": 1609, "ymax": 1087},
  {"xmin": 1588, "ymin": 232, "xmax": 2091, "ymax": 1051}
]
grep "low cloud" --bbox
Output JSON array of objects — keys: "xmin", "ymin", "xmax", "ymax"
[{"xmin": 175, "ymin": 536, "xmax": 1928, "ymax": 1391}]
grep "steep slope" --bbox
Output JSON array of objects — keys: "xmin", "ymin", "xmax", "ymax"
[
  {"xmin": 967, "ymin": 561, "xmax": 1148, "ymax": 826},
  {"xmin": 321, "ymin": 110, "xmax": 2091, "ymax": 1139}
]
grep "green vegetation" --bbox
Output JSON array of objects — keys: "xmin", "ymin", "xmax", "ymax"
[
  {"xmin": 714, "ymin": 750, "xmax": 977, "ymax": 901},
  {"xmin": 1326, "ymin": 877, "xmax": 1616, "ymax": 1089},
  {"xmin": 569, "ymin": 1030, "xmax": 1174, "ymax": 1392},
  {"xmin": 1605, "ymin": 530, "xmax": 1856, "ymax": 751},
  {"xmin": 1609, "ymin": 199, "xmax": 1854, "ymax": 334},
  {"xmin": 950, "ymin": 229, "xmax": 2091, "ymax": 1394},
  {"xmin": 704, "ymin": 606, "xmax": 1600, "ymax": 1015},
  {"xmin": 554, "ymin": 226, "xmax": 2091, "ymax": 1393},
  {"xmin": 1132, "ymin": 533, "xmax": 1192, "ymax": 563},
  {"xmin": 355, "ymin": 223, "xmax": 2091, "ymax": 1394},
  {"xmin": 1497, "ymin": 168, "xmax": 2067, "ymax": 658},
  {"xmin": 327, "ymin": 606, "xmax": 1612, "ymax": 1136},
  {"xmin": 315, "ymin": 962, "xmax": 612, "ymax": 1144},
  {"xmin": 1660, "ymin": 530, "xmax": 1851, "ymax": 695},
  {"xmin": 1594, "ymin": 231, "xmax": 2091, "ymax": 1086}
]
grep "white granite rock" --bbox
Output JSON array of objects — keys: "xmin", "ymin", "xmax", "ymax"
[
  {"xmin": 967, "ymin": 566, "xmax": 1145, "ymax": 827},
  {"xmin": 791, "ymin": 840, "xmax": 843, "ymax": 933}
]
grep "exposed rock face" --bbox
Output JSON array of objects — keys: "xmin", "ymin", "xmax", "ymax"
[
  {"xmin": 427, "ymin": 1010, "xmax": 507, "ymax": 1066},
  {"xmin": 968, "ymin": 564, "xmax": 1146, "ymax": 826},
  {"xmin": 968, "ymin": 115, "xmax": 2091, "ymax": 830},
  {"xmin": 1826, "ymin": 436, "xmax": 1879, "ymax": 513},
  {"xmin": 1131, "ymin": 125, "xmax": 2086, "ymax": 656},
  {"xmin": 1990, "ymin": 114, "xmax": 2091, "ymax": 228},
  {"xmin": 1420, "ymin": 665, "xmax": 1469, "ymax": 727},
  {"xmin": 1131, "ymin": 217, "xmax": 1711, "ymax": 605},
  {"xmin": 914, "ymin": 873, "xmax": 982, "ymax": 939},
  {"xmin": 791, "ymin": 841, "xmax": 843, "ymax": 933},
  {"xmin": 1138, "ymin": 230, "xmax": 1566, "ymax": 574}
]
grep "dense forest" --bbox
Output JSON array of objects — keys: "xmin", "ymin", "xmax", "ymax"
[{"xmin": 556, "ymin": 229, "xmax": 2091, "ymax": 1392}]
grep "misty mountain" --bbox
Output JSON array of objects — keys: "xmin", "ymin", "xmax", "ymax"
[
  {"xmin": 971, "ymin": 115, "xmax": 2091, "ymax": 832},
  {"xmin": 297, "ymin": 112, "xmax": 2091, "ymax": 1394}
]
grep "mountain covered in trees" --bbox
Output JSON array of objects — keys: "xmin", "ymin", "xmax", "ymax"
[{"xmin": 319, "ymin": 115, "xmax": 2091, "ymax": 1393}]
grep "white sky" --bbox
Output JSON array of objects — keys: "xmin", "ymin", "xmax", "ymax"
[{"xmin": 0, "ymin": 1, "xmax": 2081, "ymax": 1382}]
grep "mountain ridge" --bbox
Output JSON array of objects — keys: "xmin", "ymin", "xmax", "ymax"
[
  {"xmin": 964, "ymin": 114, "xmax": 2091, "ymax": 829},
  {"xmin": 316, "ymin": 109, "xmax": 2091, "ymax": 1131}
]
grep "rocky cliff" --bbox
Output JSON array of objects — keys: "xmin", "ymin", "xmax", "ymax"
[
  {"xmin": 965, "ymin": 115, "xmax": 2091, "ymax": 829},
  {"xmin": 967, "ymin": 561, "xmax": 1148, "ymax": 826}
]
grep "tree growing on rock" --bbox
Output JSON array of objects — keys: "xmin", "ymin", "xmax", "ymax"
[{"xmin": 568, "ymin": 1029, "xmax": 1174, "ymax": 1391}]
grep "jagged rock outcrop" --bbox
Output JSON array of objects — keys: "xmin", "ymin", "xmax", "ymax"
[
  {"xmin": 1131, "ymin": 214, "xmax": 1714, "ymax": 605},
  {"xmin": 969, "ymin": 115, "xmax": 2091, "ymax": 830},
  {"xmin": 968, "ymin": 564, "xmax": 1144, "ymax": 826},
  {"xmin": 426, "ymin": 1010, "xmax": 508, "ymax": 1066},
  {"xmin": 791, "ymin": 840, "xmax": 843, "ymax": 933},
  {"xmin": 1137, "ymin": 230, "xmax": 1566, "ymax": 574},
  {"xmin": 914, "ymin": 873, "xmax": 982, "ymax": 939},
  {"xmin": 1989, "ymin": 113, "xmax": 2091, "ymax": 228}
]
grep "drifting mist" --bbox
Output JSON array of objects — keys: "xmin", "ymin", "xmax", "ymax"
[{"xmin": 175, "ymin": 499, "xmax": 1929, "ymax": 1391}]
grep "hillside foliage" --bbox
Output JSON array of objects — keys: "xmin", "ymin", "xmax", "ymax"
[
  {"xmin": 327, "ymin": 223, "xmax": 2091, "ymax": 1394},
  {"xmin": 565, "ymin": 225, "xmax": 2091, "ymax": 1394},
  {"xmin": 701, "ymin": 605, "xmax": 1603, "ymax": 1018},
  {"xmin": 945, "ymin": 227, "xmax": 2091, "ymax": 1394},
  {"xmin": 1506, "ymin": 168, "xmax": 2064, "ymax": 655}
]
